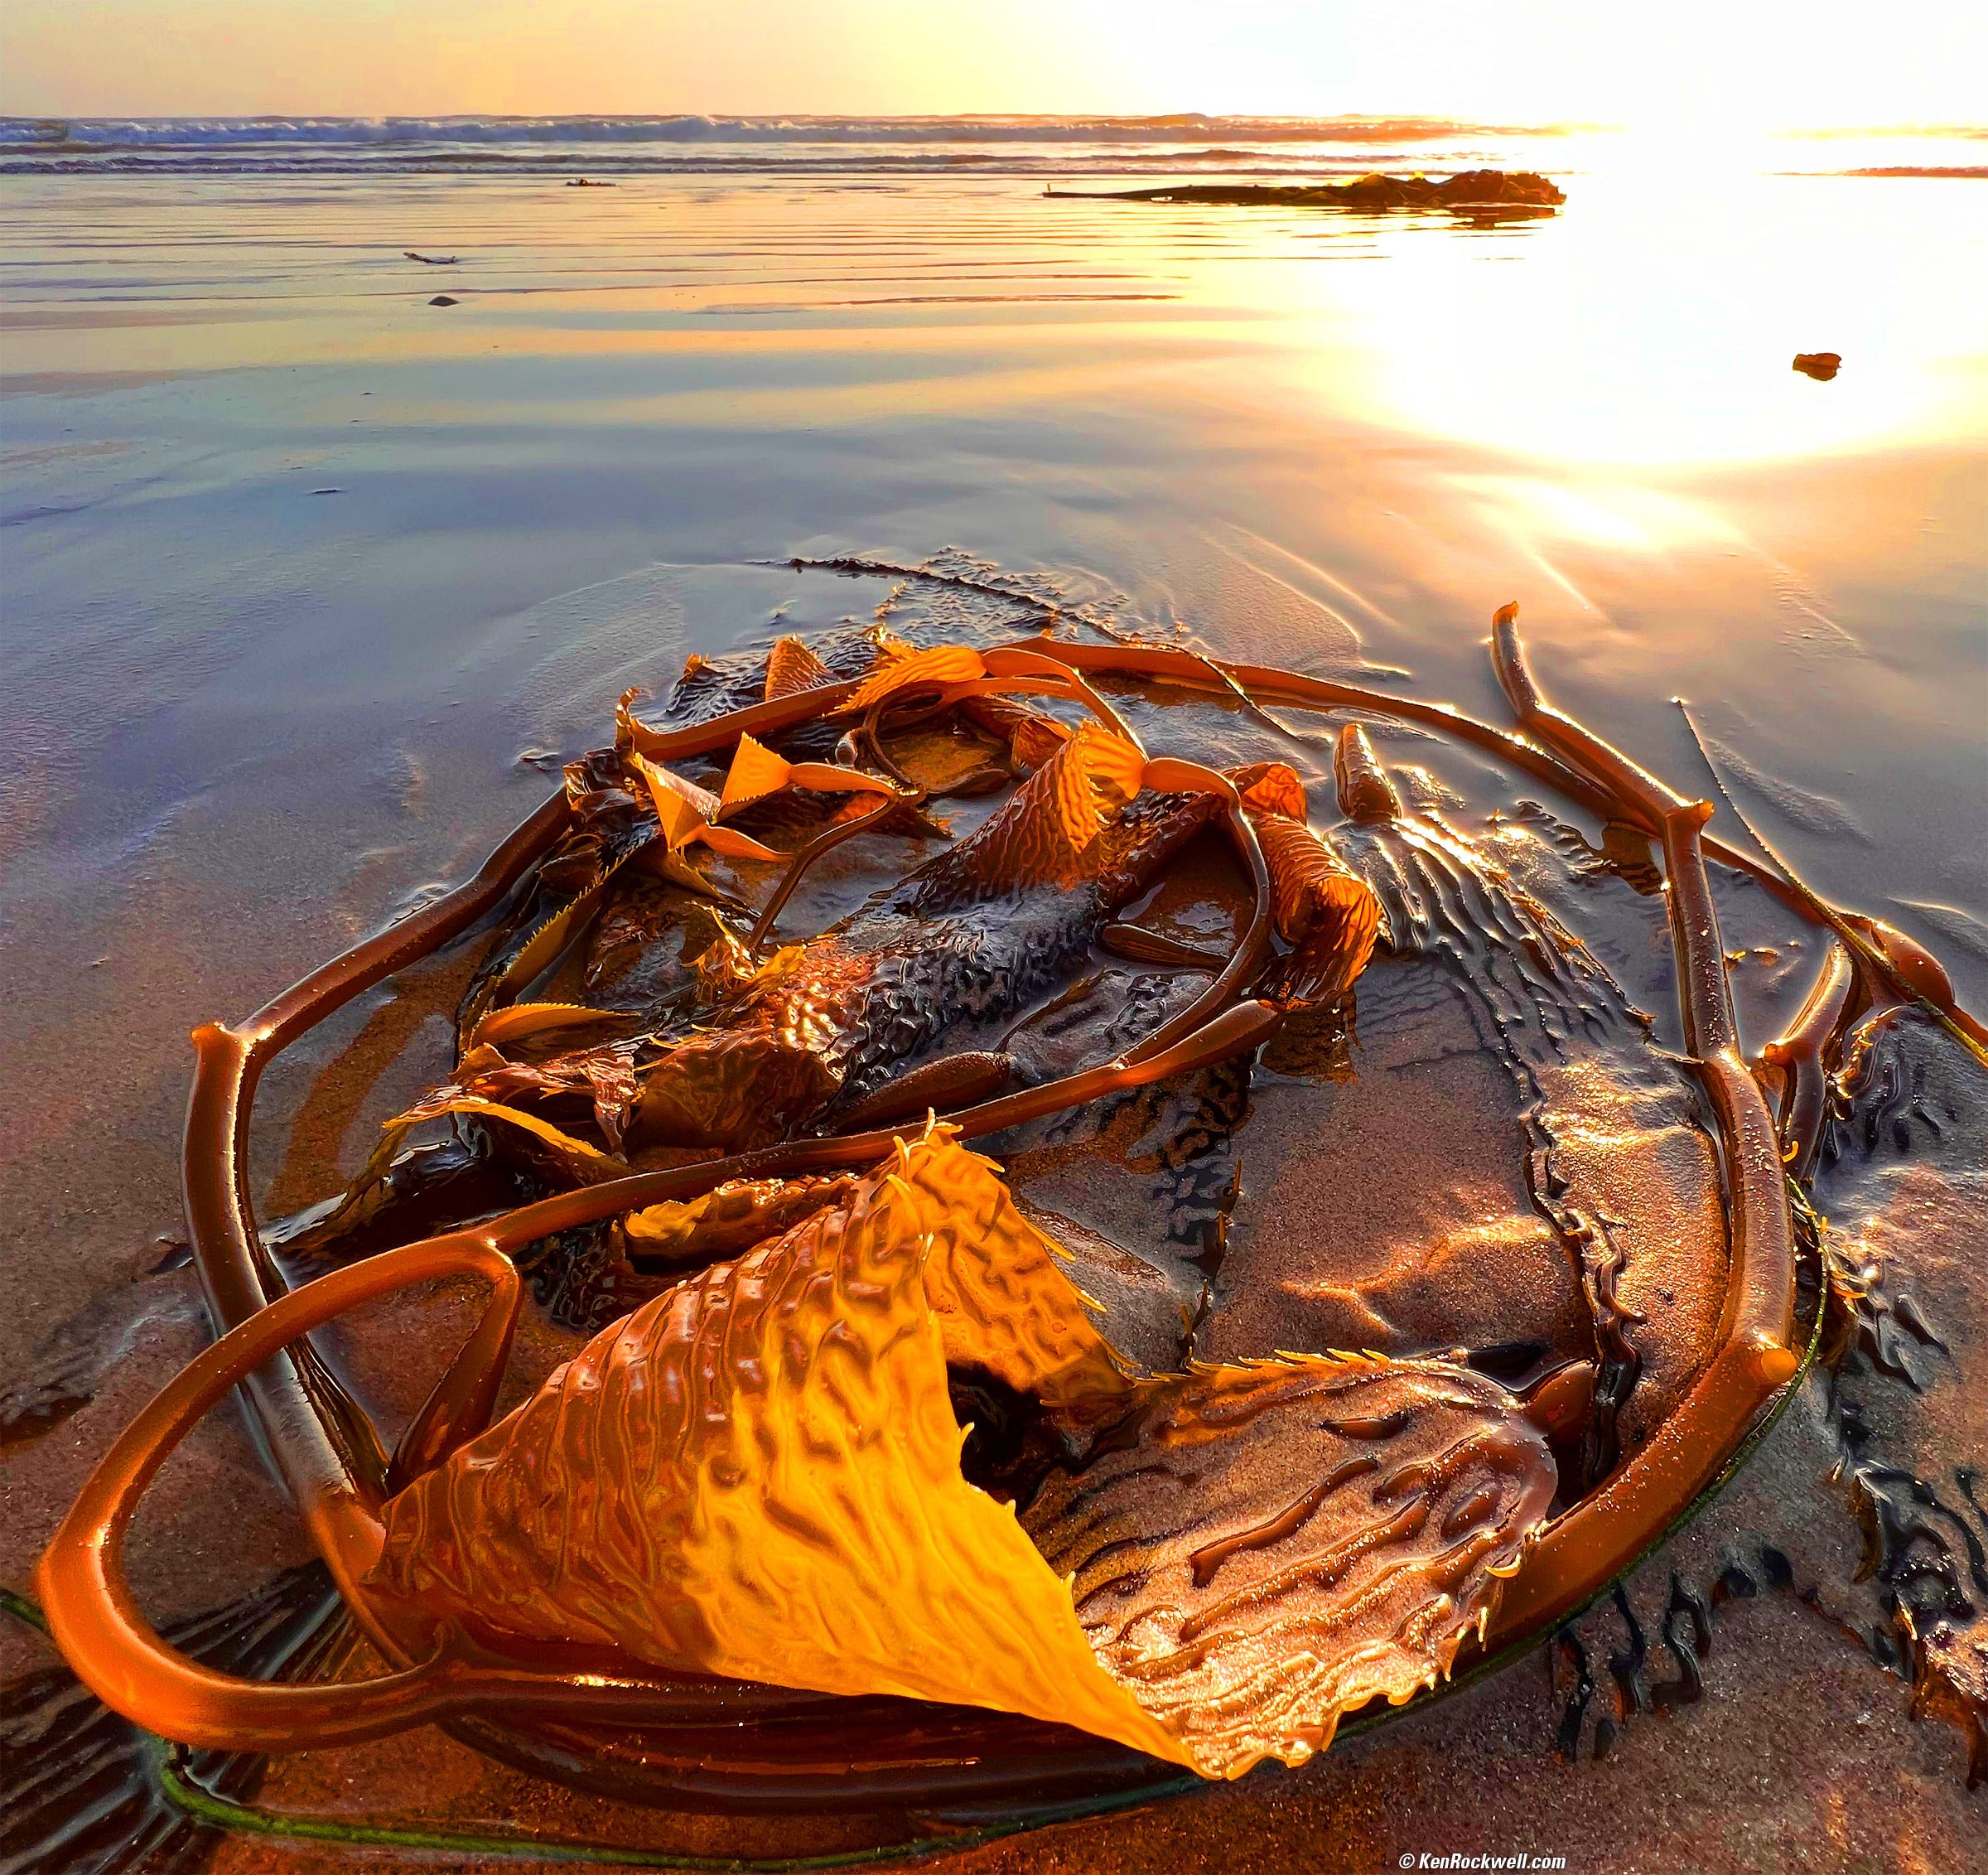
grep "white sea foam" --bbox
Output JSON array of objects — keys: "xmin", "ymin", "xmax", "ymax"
[
  {"xmin": 0, "ymin": 113, "xmax": 1585, "ymax": 177},
  {"xmin": 2, "ymin": 112, "xmax": 1569, "ymax": 148}
]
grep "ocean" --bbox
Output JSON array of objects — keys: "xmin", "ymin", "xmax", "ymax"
[{"xmin": 6, "ymin": 109, "xmax": 1982, "ymax": 176}]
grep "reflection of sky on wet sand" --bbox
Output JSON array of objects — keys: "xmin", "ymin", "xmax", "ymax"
[{"xmin": 0, "ymin": 143, "xmax": 1984, "ymax": 1066}]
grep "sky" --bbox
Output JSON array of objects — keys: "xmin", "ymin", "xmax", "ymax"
[{"xmin": 2, "ymin": 0, "xmax": 1985, "ymax": 130}]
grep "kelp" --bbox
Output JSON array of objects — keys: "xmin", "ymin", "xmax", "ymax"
[
  {"xmin": 370, "ymin": 1133, "xmax": 1556, "ymax": 1778},
  {"xmin": 1045, "ymin": 170, "xmax": 1566, "ymax": 213},
  {"xmin": 31, "ymin": 602, "xmax": 1984, "ymax": 1825},
  {"xmin": 404, "ymin": 718, "xmax": 1277, "ymax": 1157}
]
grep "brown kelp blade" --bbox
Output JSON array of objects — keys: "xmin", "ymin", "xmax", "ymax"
[
  {"xmin": 1023, "ymin": 1353, "xmax": 1557, "ymax": 1776},
  {"xmin": 949, "ymin": 718, "xmax": 1146, "ymax": 892},
  {"xmin": 369, "ymin": 1128, "xmax": 1174, "ymax": 1761},
  {"xmin": 763, "ymin": 633, "xmax": 836, "ymax": 702},
  {"xmin": 369, "ymin": 1131, "xmax": 1555, "ymax": 1777},
  {"xmin": 393, "ymin": 1095, "xmax": 621, "ymax": 1179},
  {"xmin": 621, "ymin": 1172, "xmax": 861, "ymax": 1266},
  {"xmin": 838, "ymin": 642, "xmax": 988, "ymax": 713},
  {"xmin": 628, "ymin": 751, "xmax": 784, "ymax": 866},
  {"xmin": 1233, "ymin": 761, "xmax": 1384, "ymax": 1009},
  {"xmin": 717, "ymin": 732, "xmax": 901, "ymax": 817}
]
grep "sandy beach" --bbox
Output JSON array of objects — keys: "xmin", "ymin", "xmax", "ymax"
[{"xmin": 2, "ymin": 117, "xmax": 1986, "ymax": 1870}]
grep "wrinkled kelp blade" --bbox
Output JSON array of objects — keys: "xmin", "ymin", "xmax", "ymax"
[
  {"xmin": 1023, "ymin": 1354, "xmax": 1557, "ymax": 1776},
  {"xmin": 369, "ymin": 1132, "xmax": 1180, "ymax": 1763}
]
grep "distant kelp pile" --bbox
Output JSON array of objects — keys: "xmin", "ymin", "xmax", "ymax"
[{"xmin": 1046, "ymin": 167, "xmax": 1566, "ymax": 212}]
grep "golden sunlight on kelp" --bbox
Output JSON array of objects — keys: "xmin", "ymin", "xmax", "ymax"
[{"xmin": 27, "ymin": 595, "xmax": 1987, "ymax": 1828}]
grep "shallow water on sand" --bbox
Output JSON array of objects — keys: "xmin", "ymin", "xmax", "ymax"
[{"xmin": 1, "ymin": 139, "xmax": 1984, "ymax": 1868}]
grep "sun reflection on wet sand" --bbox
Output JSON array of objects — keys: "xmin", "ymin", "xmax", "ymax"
[{"xmin": 1261, "ymin": 169, "xmax": 1988, "ymax": 471}]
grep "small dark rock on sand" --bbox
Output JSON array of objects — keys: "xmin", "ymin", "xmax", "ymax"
[
  {"xmin": 429, "ymin": 294, "xmax": 460, "ymax": 307},
  {"xmin": 1793, "ymin": 352, "xmax": 1842, "ymax": 381}
]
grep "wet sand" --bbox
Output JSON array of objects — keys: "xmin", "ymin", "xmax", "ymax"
[{"xmin": 2, "ymin": 145, "xmax": 1985, "ymax": 1869}]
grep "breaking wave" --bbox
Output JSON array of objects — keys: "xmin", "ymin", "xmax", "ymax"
[
  {"xmin": 3, "ymin": 113, "xmax": 1572, "ymax": 149},
  {"xmin": 0, "ymin": 113, "xmax": 1574, "ymax": 178}
]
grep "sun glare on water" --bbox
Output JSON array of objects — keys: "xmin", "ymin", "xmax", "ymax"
[{"xmin": 1258, "ymin": 135, "xmax": 1988, "ymax": 476}]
